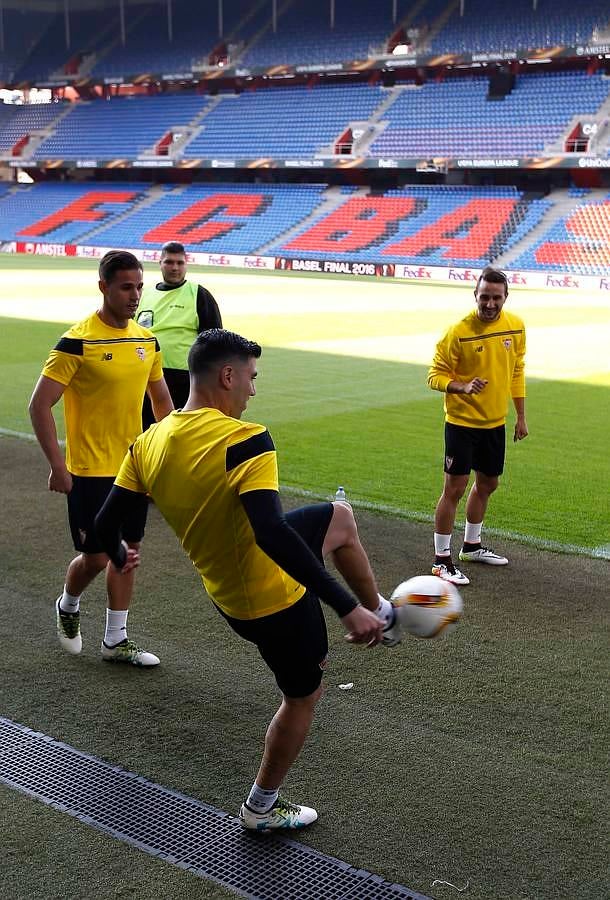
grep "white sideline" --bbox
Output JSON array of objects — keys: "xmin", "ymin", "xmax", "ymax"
[{"xmin": 2, "ymin": 429, "xmax": 607, "ymax": 560}]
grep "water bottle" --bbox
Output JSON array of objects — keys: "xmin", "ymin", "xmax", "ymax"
[{"xmin": 335, "ymin": 485, "xmax": 347, "ymax": 502}]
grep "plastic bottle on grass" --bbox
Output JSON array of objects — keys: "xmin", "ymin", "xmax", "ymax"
[{"xmin": 335, "ymin": 486, "xmax": 348, "ymax": 502}]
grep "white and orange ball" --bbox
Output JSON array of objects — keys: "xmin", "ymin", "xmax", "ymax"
[{"xmin": 391, "ymin": 575, "xmax": 463, "ymax": 639}]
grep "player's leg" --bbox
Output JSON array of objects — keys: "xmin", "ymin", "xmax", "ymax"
[
  {"xmin": 222, "ymin": 591, "xmax": 325, "ymax": 830},
  {"xmin": 101, "ymin": 493, "xmax": 159, "ymax": 666},
  {"xmin": 459, "ymin": 426, "xmax": 508, "ymax": 566},
  {"xmin": 286, "ymin": 503, "xmax": 399, "ymax": 644},
  {"xmin": 56, "ymin": 477, "xmax": 110, "ymax": 654},
  {"xmin": 432, "ymin": 424, "xmax": 471, "ymax": 585}
]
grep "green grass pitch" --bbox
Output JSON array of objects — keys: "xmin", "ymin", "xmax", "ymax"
[
  {"xmin": 1, "ymin": 255, "xmax": 608, "ymax": 555},
  {"xmin": 0, "ymin": 255, "xmax": 608, "ymax": 900}
]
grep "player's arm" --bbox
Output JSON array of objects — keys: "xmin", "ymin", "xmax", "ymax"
[
  {"xmin": 240, "ymin": 489, "xmax": 357, "ymax": 617},
  {"xmin": 196, "ymin": 285, "xmax": 222, "ymax": 330},
  {"xmin": 28, "ymin": 374, "xmax": 72, "ymax": 494},
  {"xmin": 427, "ymin": 330, "xmax": 486, "ymax": 395},
  {"xmin": 512, "ymin": 396, "xmax": 528, "ymax": 442},
  {"xmin": 146, "ymin": 376, "xmax": 174, "ymax": 422},
  {"xmin": 94, "ymin": 485, "xmax": 144, "ymax": 573}
]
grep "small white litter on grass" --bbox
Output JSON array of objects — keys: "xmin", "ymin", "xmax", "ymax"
[
  {"xmin": 338, "ymin": 683, "xmax": 354, "ymax": 690},
  {"xmin": 431, "ymin": 878, "xmax": 470, "ymax": 892}
]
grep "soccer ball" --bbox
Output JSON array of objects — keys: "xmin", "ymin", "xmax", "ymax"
[{"xmin": 390, "ymin": 575, "xmax": 463, "ymax": 639}]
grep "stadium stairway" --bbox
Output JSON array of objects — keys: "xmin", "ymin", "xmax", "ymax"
[
  {"xmin": 176, "ymin": 96, "xmax": 229, "ymax": 160},
  {"xmin": 493, "ymin": 189, "xmax": 575, "ymax": 270},
  {"xmin": 253, "ymin": 185, "xmax": 362, "ymax": 255}
]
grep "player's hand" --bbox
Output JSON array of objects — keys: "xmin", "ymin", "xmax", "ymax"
[
  {"xmin": 462, "ymin": 377, "xmax": 488, "ymax": 395},
  {"xmin": 514, "ymin": 418, "xmax": 529, "ymax": 442},
  {"xmin": 48, "ymin": 465, "xmax": 72, "ymax": 494},
  {"xmin": 342, "ymin": 605, "xmax": 384, "ymax": 647},
  {"xmin": 114, "ymin": 540, "xmax": 140, "ymax": 574}
]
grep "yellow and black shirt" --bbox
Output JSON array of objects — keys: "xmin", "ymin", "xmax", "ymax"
[
  {"xmin": 41, "ymin": 311, "xmax": 163, "ymax": 476},
  {"xmin": 114, "ymin": 408, "xmax": 306, "ymax": 620}
]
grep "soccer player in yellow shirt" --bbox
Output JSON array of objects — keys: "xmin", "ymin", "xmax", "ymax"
[
  {"xmin": 427, "ymin": 266, "xmax": 528, "ymax": 586},
  {"xmin": 29, "ymin": 250, "xmax": 174, "ymax": 666},
  {"xmin": 95, "ymin": 328, "xmax": 401, "ymax": 830}
]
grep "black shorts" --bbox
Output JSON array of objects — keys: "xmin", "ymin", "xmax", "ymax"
[
  {"xmin": 219, "ymin": 502, "xmax": 334, "ymax": 698},
  {"xmin": 444, "ymin": 422, "xmax": 505, "ymax": 477},
  {"xmin": 67, "ymin": 475, "xmax": 148, "ymax": 554},
  {"xmin": 142, "ymin": 368, "xmax": 189, "ymax": 430}
]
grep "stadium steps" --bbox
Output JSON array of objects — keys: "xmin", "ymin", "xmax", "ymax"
[
  {"xmin": 70, "ymin": 185, "xmax": 168, "ymax": 244},
  {"xmin": 17, "ymin": 104, "xmax": 75, "ymax": 162},
  {"xmin": 175, "ymin": 96, "xmax": 225, "ymax": 158},
  {"xmin": 336, "ymin": 86, "xmax": 411, "ymax": 157},
  {"xmin": 493, "ymin": 190, "xmax": 575, "ymax": 269},
  {"xmin": 423, "ymin": 0, "xmax": 461, "ymax": 49},
  {"xmin": 253, "ymin": 185, "xmax": 362, "ymax": 255},
  {"xmin": 589, "ymin": 92, "xmax": 610, "ymax": 155},
  {"xmin": 86, "ymin": 5, "xmax": 153, "ymax": 77},
  {"xmin": 237, "ymin": 0, "xmax": 295, "ymax": 64}
]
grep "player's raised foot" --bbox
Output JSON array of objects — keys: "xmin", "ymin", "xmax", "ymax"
[
  {"xmin": 381, "ymin": 604, "xmax": 403, "ymax": 647},
  {"xmin": 459, "ymin": 546, "xmax": 508, "ymax": 566},
  {"xmin": 431, "ymin": 561, "xmax": 470, "ymax": 586},
  {"xmin": 101, "ymin": 638, "xmax": 160, "ymax": 667},
  {"xmin": 55, "ymin": 597, "xmax": 82, "ymax": 654},
  {"xmin": 239, "ymin": 797, "xmax": 318, "ymax": 831}
]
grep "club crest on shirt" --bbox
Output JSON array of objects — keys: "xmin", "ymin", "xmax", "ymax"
[
  {"xmin": 135, "ymin": 347, "xmax": 145, "ymax": 361},
  {"xmin": 503, "ymin": 338, "xmax": 512, "ymax": 349}
]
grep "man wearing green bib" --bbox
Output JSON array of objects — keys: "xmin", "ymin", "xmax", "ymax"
[{"xmin": 138, "ymin": 241, "xmax": 222, "ymax": 427}]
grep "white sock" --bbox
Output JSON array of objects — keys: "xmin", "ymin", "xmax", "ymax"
[
  {"xmin": 464, "ymin": 521, "xmax": 482, "ymax": 545},
  {"xmin": 246, "ymin": 783, "xmax": 279, "ymax": 814},
  {"xmin": 434, "ymin": 533, "xmax": 452, "ymax": 556},
  {"xmin": 104, "ymin": 609, "xmax": 128, "ymax": 647},
  {"xmin": 375, "ymin": 594, "xmax": 394, "ymax": 625},
  {"xmin": 59, "ymin": 587, "xmax": 80, "ymax": 614}
]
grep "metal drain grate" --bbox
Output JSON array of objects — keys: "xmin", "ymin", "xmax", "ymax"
[{"xmin": 0, "ymin": 717, "xmax": 430, "ymax": 900}]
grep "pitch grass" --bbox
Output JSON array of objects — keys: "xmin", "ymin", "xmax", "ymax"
[
  {"xmin": 2, "ymin": 314, "xmax": 608, "ymax": 553},
  {"xmin": 0, "ymin": 437, "xmax": 608, "ymax": 900}
]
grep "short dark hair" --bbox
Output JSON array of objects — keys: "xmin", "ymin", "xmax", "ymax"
[
  {"xmin": 476, "ymin": 266, "xmax": 508, "ymax": 295},
  {"xmin": 188, "ymin": 329, "xmax": 262, "ymax": 378},
  {"xmin": 99, "ymin": 250, "xmax": 142, "ymax": 283},
  {"xmin": 161, "ymin": 241, "xmax": 186, "ymax": 257}
]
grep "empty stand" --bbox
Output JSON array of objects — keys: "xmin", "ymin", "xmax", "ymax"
[
  {"xmin": 369, "ymin": 72, "xmax": 610, "ymax": 158},
  {"xmin": 34, "ymin": 94, "xmax": 210, "ymax": 160}
]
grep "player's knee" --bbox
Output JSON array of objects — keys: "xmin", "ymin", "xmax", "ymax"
[
  {"xmin": 284, "ymin": 683, "xmax": 323, "ymax": 710},
  {"xmin": 80, "ymin": 552, "xmax": 107, "ymax": 576},
  {"xmin": 332, "ymin": 500, "xmax": 357, "ymax": 541}
]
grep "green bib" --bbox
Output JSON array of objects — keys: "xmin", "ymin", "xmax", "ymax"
[{"xmin": 137, "ymin": 281, "xmax": 198, "ymax": 370}]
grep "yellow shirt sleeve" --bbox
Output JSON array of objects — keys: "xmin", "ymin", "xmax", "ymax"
[
  {"xmin": 115, "ymin": 445, "xmax": 147, "ymax": 493},
  {"xmin": 41, "ymin": 347, "xmax": 83, "ymax": 387}
]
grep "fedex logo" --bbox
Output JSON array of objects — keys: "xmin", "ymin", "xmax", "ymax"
[
  {"xmin": 244, "ymin": 256, "xmax": 267, "ymax": 268},
  {"xmin": 207, "ymin": 254, "xmax": 232, "ymax": 267},
  {"xmin": 448, "ymin": 268, "xmax": 477, "ymax": 281},
  {"xmin": 403, "ymin": 265, "xmax": 433, "ymax": 279},
  {"xmin": 506, "ymin": 272, "xmax": 527, "ymax": 285},
  {"xmin": 545, "ymin": 274, "xmax": 580, "ymax": 288}
]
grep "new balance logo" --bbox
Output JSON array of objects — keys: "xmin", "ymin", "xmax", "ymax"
[
  {"xmin": 101, "ymin": 352, "xmax": 113, "ymax": 361},
  {"xmin": 475, "ymin": 346, "xmax": 483, "ymax": 352}
]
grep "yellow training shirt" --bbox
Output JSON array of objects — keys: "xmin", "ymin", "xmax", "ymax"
[
  {"xmin": 427, "ymin": 309, "xmax": 526, "ymax": 429},
  {"xmin": 41, "ymin": 311, "xmax": 163, "ymax": 476},
  {"xmin": 114, "ymin": 408, "xmax": 306, "ymax": 620}
]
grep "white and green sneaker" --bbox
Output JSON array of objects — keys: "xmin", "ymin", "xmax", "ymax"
[
  {"xmin": 239, "ymin": 797, "xmax": 318, "ymax": 831},
  {"xmin": 55, "ymin": 597, "xmax": 82, "ymax": 655},
  {"xmin": 101, "ymin": 639, "xmax": 160, "ymax": 667}
]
